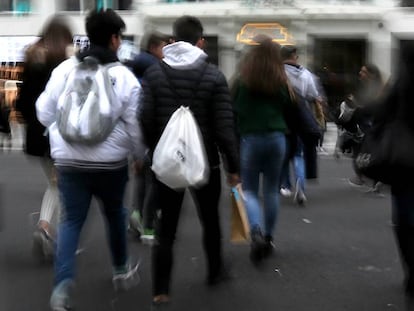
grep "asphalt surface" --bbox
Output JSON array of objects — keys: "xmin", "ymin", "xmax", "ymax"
[{"xmin": 0, "ymin": 150, "xmax": 409, "ymax": 311}]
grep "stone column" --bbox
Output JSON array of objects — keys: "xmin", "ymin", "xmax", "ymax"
[{"xmin": 217, "ymin": 19, "xmax": 238, "ymax": 80}]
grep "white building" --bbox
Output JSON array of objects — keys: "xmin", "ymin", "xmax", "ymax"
[{"xmin": 0, "ymin": 0, "xmax": 412, "ymax": 97}]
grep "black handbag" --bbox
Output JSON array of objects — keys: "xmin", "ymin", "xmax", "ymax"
[{"xmin": 355, "ymin": 120, "xmax": 414, "ymax": 185}]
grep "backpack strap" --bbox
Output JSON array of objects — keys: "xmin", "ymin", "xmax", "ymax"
[{"xmin": 160, "ymin": 61, "xmax": 209, "ymax": 108}]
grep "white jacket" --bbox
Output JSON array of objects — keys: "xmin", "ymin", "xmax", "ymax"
[{"xmin": 36, "ymin": 57, "xmax": 145, "ymax": 170}]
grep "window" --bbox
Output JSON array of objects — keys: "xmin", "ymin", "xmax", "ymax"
[
  {"xmin": 0, "ymin": 0, "xmax": 30, "ymax": 12},
  {"xmin": 401, "ymin": 0, "xmax": 414, "ymax": 6},
  {"xmin": 0, "ymin": 0, "xmax": 12, "ymax": 11},
  {"xmin": 62, "ymin": 0, "xmax": 132, "ymax": 11}
]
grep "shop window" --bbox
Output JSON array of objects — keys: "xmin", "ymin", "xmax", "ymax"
[
  {"xmin": 401, "ymin": 0, "xmax": 414, "ymax": 6},
  {"xmin": 63, "ymin": 0, "xmax": 132, "ymax": 11},
  {"xmin": 0, "ymin": 0, "xmax": 12, "ymax": 11},
  {"xmin": 0, "ymin": 0, "xmax": 30, "ymax": 12},
  {"xmin": 15, "ymin": 0, "xmax": 30, "ymax": 12}
]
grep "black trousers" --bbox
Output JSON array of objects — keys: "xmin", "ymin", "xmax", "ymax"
[
  {"xmin": 152, "ymin": 167, "xmax": 222, "ymax": 296},
  {"xmin": 133, "ymin": 159, "xmax": 157, "ymax": 229}
]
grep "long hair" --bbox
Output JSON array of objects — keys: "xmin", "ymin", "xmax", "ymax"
[
  {"xmin": 364, "ymin": 63, "xmax": 383, "ymax": 85},
  {"xmin": 26, "ymin": 15, "xmax": 73, "ymax": 66},
  {"xmin": 239, "ymin": 36, "xmax": 288, "ymax": 96}
]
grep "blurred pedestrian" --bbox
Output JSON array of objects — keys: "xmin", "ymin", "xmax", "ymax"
[
  {"xmin": 346, "ymin": 63, "xmax": 384, "ymax": 190},
  {"xmin": 280, "ymin": 45, "xmax": 323, "ymax": 205},
  {"xmin": 140, "ymin": 15, "xmax": 240, "ymax": 308},
  {"xmin": 0, "ymin": 93, "xmax": 11, "ymax": 150},
  {"xmin": 15, "ymin": 14, "xmax": 73, "ymax": 261},
  {"xmin": 127, "ymin": 30, "xmax": 169, "ymax": 244},
  {"xmin": 36, "ymin": 9, "xmax": 145, "ymax": 310},
  {"xmin": 371, "ymin": 44, "xmax": 414, "ymax": 308},
  {"xmin": 232, "ymin": 36, "xmax": 294, "ymax": 264}
]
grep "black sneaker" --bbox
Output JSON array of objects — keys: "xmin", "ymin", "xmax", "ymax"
[
  {"xmin": 250, "ymin": 228, "xmax": 266, "ymax": 264},
  {"xmin": 207, "ymin": 264, "xmax": 233, "ymax": 286}
]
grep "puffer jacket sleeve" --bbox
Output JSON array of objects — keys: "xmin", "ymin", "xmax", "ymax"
[
  {"xmin": 139, "ymin": 68, "xmax": 158, "ymax": 151},
  {"xmin": 211, "ymin": 70, "xmax": 240, "ymax": 174}
]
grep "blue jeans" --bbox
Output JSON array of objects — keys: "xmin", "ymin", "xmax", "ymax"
[
  {"xmin": 240, "ymin": 132, "xmax": 286, "ymax": 236},
  {"xmin": 280, "ymin": 138, "xmax": 305, "ymax": 192},
  {"xmin": 55, "ymin": 167, "xmax": 129, "ymax": 285}
]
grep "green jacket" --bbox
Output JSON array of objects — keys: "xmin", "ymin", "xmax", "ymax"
[{"xmin": 234, "ymin": 83, "xmax": 293, "ymax": 135}]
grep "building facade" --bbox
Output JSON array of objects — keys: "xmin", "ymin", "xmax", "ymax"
[{"xmin": 0, "ymin": 0, "xmax": 412, "ymax": 90}]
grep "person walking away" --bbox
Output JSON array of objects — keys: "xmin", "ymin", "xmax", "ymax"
[
  {"xmin": 140, "ymin": 15, "xmax": 240, "ymax": 308},
  {"xmin": 232, "ymin": 36, "xmax": 294, "ymax": 264},
  {"xmin": 15, "ymin": 15, "xmax": 73, "ymax": 261},
  {"xmin": 36, "ymin": 9, "xmax": 145, "ymax": 310},
  {"xmin": 127, "ymin": 31, "xmax": 169, "ymax": 243},
  {"xmin": 347, "ymin": 63, "xmax": 384, "ymax": 191},
  {"xmin": 280, "ymin": 45, "xmax": 323, "ymax": 205}
]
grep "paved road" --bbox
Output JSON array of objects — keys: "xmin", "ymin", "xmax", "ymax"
[{"xmin": 0, "ymin": 151, "xmax": 409, "ymax": 311}]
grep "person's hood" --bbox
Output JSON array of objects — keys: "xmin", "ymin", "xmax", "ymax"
[
  {"xmin": 162, "ymin": 41, "xmax": 207, "ymax": 69},
  {"xmin": 284, "ymin": 63, "xmax": 306, "ymax": 79},
  {"xmin": 77, "ymin": 44, "xmax": 119, "ymax": 64}
]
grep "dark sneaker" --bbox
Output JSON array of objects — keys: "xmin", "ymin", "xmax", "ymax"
[
  {"xmin": 32, "ymin": 227, "xmax": 55, "ymax": 262},
  {"xmin": 112, "ymin": 261, "xmax": 141, "ymax": 291},
  {"xmin": 206, "ymin": 264, "xmax": 233, "ymax": 286},
  {"xmin": 263, "ymin": 235, "xmax": 275, "ymax": 258},
  {"xmin": 50, "ymin": 279, "xmax": 74, "ymax": 311},
  {"xmin": 250, "ymin": 228, "xmax": 266, "ymax": 264}
]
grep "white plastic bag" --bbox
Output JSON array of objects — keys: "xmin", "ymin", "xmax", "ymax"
[{"xmin": 151, "ymin": 106, "xmax": 209, "ymax": 190}]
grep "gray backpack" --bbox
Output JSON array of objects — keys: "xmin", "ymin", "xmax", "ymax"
[{"xmin": 56, "ymin": 56, "xmax": 121, "ymax": 145}]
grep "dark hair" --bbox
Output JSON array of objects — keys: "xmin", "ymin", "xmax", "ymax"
[
  {"xmin": 173, "ymin": 15, "xmax": 203, "ymax": 45},
  {"xmin": 140, "ymin": 31, "xmax": 169, "ymax": 51},
  {"xmin": 239, "ymin": 35, "xmax": 288, "ymax": 95},
  {"xmin": 281, "ymin": 45, "xmax": 297, "ymax": 61},
  {"xmin": 363, "ymin": 63, "xmax": 383, "ymax": 84},
  {"xmin": 85, "ymin": 9, "xmax": 125, "ymax": 47},
  {"xmin": 27, "ymin": 14, "xmax": 73, "ymax": 66}
]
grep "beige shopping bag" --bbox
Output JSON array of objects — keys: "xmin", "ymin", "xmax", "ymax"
[{"xmin": 230, "ymin": 184, "xmax": 250, "ymax": 243}]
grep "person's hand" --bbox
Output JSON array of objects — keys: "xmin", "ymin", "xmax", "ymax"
[{"xmin": 227, "ymin": 173, "xmax": 240, "ymax": 187}]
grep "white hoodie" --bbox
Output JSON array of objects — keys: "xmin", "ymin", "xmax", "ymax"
[
  {"xmin": 162, "ymin": 41, "xmax": 207, "ymax": 69},
  {"xmin": 36, "ymin": 57, "xmax": 145, "ymax": 170},
  {"xmin": 284, "ymin": 63, "xmax": 320, "ymax": 103}
]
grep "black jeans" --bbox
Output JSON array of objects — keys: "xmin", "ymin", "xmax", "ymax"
[
  {"xmin": 133, "ymin": 159, "xmax": 157, "ymax": 230},
  {"xmin": 152, "ymin": 167, "xmax": 222, "ymax": 296}
]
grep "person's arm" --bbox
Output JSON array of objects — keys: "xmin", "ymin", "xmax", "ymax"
[
  {"xmin": 120, "ymin": 73, "xmax": 146, "ymax": 161},
  {"xmin": 139, "ymin": 69, "xmax": 158, "ymax": 152},
  {"xmin": 211, "ymin": 70, "xmax": 240, "ymax": 185}
]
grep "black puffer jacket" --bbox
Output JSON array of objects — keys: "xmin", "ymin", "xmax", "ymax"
[{"xmin": 140, "ymin": 59, "xmax": 239, "ymax": 174}]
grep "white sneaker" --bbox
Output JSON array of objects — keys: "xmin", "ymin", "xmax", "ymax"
[
  {"xmin": 112, "ymin": 261, "xmax": 141, "ymax": 291},
  {"xmin": 280, "ymin": 188, "xmax": 292, "ymax": 198}
]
